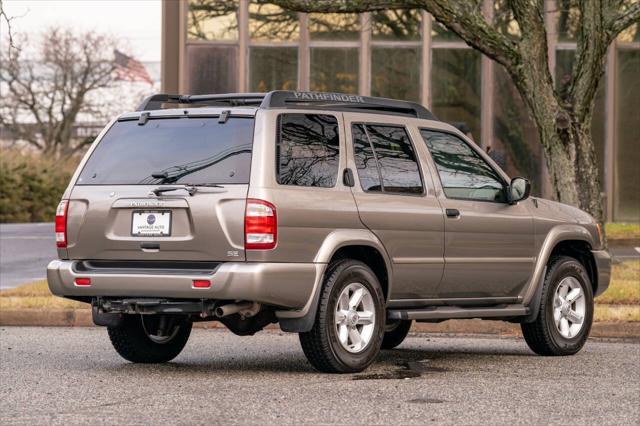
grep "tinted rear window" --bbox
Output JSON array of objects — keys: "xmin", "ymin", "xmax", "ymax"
[
  {"xmin": 352, "ymin": 124, "xmax": 423, "ymax": 195},
  {"xmin": 276, "ymin": 114, "xmax": 340, "ymax": 188},
  {"xmin": 76, "ymin": 117, "xmax": 254, "ymax": 185}
]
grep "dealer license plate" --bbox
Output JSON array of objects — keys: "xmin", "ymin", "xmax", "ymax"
[{"xmin": 131, "ymin": 211, "xmax": 171, "ymax": 236}]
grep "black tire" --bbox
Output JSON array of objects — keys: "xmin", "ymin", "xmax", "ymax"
[
  {"xmin": 107, "ymin": 314, "xmax": 192, "ymax": 363},
  {"xmin": 299, "ymin": 260, "xmax": 385, "ymax": 373},
  {"xmin": 381, "ymin": 320, "xmax": 412, "ymax": 349},
  {"xmin": 521, "ymin": 256, "xmax": 594, "ymax": 356}
]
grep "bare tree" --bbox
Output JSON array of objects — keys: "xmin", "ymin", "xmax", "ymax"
[
  {"xmin": 272, "ymin": 0, "xmax": 640, "ymax": 223},
  {"xmin": 0, "ymin": 0, "xmax": 16, "ymax": 49},
  {"xmin": 0, "ymin": 27, "xmax": 122, "ymax": 157}
]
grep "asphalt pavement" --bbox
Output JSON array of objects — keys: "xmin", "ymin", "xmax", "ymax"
[
  {"xmin": 1, "ymin": 222, "xmax": 638, "ymax": 290},
  {"xmin": 0, "ymin": 223, "xmax": 56, "ymax": 289},
  {"xmin": 0, "ymin": 327, "xmax": 638, "ymax": 425}
]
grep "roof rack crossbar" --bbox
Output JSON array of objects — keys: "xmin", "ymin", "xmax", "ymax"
[{"xmin": 137, "ymin": 93, "xmax": 267, "ymax": 111}]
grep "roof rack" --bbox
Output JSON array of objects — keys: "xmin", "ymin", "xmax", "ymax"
[{"xmin": 136, "ymin": 90, "xmax": 437, "ymax": 120}]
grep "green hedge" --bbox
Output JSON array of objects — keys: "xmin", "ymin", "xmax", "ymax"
[{"xmin": 0, "ymin": 150, "xmax": 78, "ymax": 223}]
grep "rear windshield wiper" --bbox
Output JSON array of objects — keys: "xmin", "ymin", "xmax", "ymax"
[
  {"xmin": 151, "ymin": 183, "xmax": 224, "ymax": 197},
  {"xmin": 182, "ymin": 183, "xmax": 224, "ymax": 188}
]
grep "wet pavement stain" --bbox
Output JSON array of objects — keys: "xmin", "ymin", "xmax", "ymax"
[{"xmin": 352, "ymin": 359, "xmax": 448, "ymax": 380}]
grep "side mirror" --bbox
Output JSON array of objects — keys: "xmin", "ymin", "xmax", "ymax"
[{"xmin": 508, "ymin": 177, "xmax": 531, "ymax": 204}]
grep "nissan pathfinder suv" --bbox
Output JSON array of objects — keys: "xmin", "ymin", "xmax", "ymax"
[{"xmin": 47, "ymin": 91, "xmax": 611, "ymax": 373}]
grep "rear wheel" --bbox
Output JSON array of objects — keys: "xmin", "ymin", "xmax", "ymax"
[
  {"xmin": 107, "ymin": 314, "xmax": 192, "ymax": 363},
  {"xmin": 521, "ymin": 256, "xmax": 594, "ymax": 356},
  {"xmin": 299, "ymin": 260, "xmax": 385, "ymax": 373},
  {"xmin": 381, "ymin": 320, "xmax": 412, "ymax": 349}
]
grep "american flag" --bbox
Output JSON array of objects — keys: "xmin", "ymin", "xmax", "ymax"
[{"xmin": 114, "ymin": 50, "xmax": 153, "ymax": 85}]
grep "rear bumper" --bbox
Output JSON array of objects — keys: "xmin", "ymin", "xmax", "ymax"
[
  {"xmin": 47, "ymin": 260, "xmax": 322, "ymax": 310},
  {"xmin": 591, "ymin": 250, "xmax": 611, "ymax": 297}
]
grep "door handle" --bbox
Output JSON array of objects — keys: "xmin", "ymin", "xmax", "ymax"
[{"xmin": 445, "ymin": 208, "xmax": 460, "ymax": 218}]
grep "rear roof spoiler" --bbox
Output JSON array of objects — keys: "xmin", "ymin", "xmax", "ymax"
[{"xmin": 137, "ymin": 91, "xmax": 437, "ymax": 120}]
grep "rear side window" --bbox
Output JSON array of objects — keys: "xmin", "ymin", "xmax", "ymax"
[
  {"xmin": 276, "ymin": 114, "xmax": 340, "ymax": 188},
  {"xmin": 77, "ymin": 117, "xmax": 254, "ymax": 185},
  {"xmin": 352, "ymin": 124, "xmax": 423, "ymax": 195}
]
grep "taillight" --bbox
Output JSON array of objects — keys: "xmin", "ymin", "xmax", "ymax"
[
  {"xmin": 55, "ymin": 200, "xmax": 69, "ymax": 248},
  {"xmin": 245, "ymin": 199, "xmax": 277, "ymax": 250}
]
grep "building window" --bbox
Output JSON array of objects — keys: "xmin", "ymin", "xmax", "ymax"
[
  {"xmin": 431, "ymin": 21, "xmax": 460, "ymax": 41},
  {"xmin": 371, "ymin": 9, "xmax": 421, "ymax": 41},
  {"xmin": 371, "ymin": 47, "xmax": 420, "ymax": 102},
  {"xmin": 310, "ymin": 48, "xmax": 359, "ymax": 93},
  {"xmin": 614, "ymin": 48, "xmax": 640, "ymax": 221},
  {"xmin": 431, "ymin": 49, "xmax": 481, "ymax": 142},
  {"xmin": 556, "ymin": 2, "xmax": 580, "ymax": 42},
  {"xmin": 308, "ymin": 13, "xmax": 360, "ymax": 40},
  {"xmin": 187, "ymin": 0, "xmax": 239, "ymax": 41},
  {"xmin": 249, "ymin": 47, "xmax": 298, "ymax": 91},
  {"xmin": 555, "ymin": 49, "xmax": 606, "ymax": 190},
  {"xmin": 492, "ymin": 65, "xmax": 543, "ymax": 195},
  {"xmin": 186, "ymin": 45, "xmax": 238, "ymax": 94},
  {"xmin": 249, "ymin": 2, "xmax": 299, "ymax": 41}
]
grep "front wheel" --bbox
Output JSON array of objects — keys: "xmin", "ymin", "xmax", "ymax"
[
  {"xmin": 299, "ymin": 260, "xmax": 385, "ymax": 373},
  {"xmin": 107, "ymin": 314, "xmax": 192, "ymax": 363},
  {"xmin": 521, "ymin": 256, "xmax": 594, "ymax": 356}
]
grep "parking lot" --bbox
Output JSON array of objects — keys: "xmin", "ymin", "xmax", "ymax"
[{"xmin": 1, "ymin": 327, "xmax": 638, "ymax": 425}]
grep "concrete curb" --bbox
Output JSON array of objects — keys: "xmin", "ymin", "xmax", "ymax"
[
  {"xmin": 609, "ymin": 238, "xmax": 640, "ymax": 247},
  {"xmin": 1, "ymin": 309, "xmax": 638, "ymax": 339}
]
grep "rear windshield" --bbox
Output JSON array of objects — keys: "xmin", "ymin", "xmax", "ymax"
[{"xmin": 76, "ymin": 117, "xmax": 254, "ymax": 185}]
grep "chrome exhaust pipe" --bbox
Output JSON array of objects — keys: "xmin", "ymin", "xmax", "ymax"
[{"xmin": 215, "ymin": 302, "xmax": 259, "ymax": 318}]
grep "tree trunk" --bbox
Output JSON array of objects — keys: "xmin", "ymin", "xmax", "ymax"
[{"xmin": 541, "ymin": 116, "xmax": 604, "ymax": 223}]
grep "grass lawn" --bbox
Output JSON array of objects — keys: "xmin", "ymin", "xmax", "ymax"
[
  {"xmin": 1, "ymin": 262, "xmax": 638, "ymax": 321},
  {"xmin": 606, "ymin": 223, "xmax": 640, "ymax": 240}
]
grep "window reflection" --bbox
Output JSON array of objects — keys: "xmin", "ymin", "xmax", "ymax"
[
  {"xmin": 249, "ymin": 2, "xmax": 299, "ymax": 41},
  {"xmin": 555, "ymin": 49, "xmax": 605, "ymax": 189},
  {"xmin": 277, "ymin": 114, "xmax": 340, "ymax": 188},
  {"xmin": 187, "ymin": 45, "xmax": 238, "ymax": 94},
  {"xmin": 618, "ymin": 23, "xmax": 639, "ymax": 42},
  {"xmin": 557, "ymin": 0, "xmax": 580, "ymax": 41},
  {"xmin": 421, "ymin": 130, "xmax": 506, "ymax": 202},
  {"xmin": 308, "ymin": 13, "xmax": 360, "ymax": 40},
  {"xmin": 371, "ymin": 9, "xmax": 421, "ymax": 40},
  {"xmin": 352, "ymin": 124, "xmax": 423, "ymax": 194},
  {"xmin": 431, "ymin": 49, "xmax": 481, "ymax": 142},
  {"xmin": 310, "ymin": 48, "xmax": 359, "ymax": 93},
  {"xmin": 371, "ymin": 47, "xmax": 420, "ymax": 102},
  {"xmin": 188, "ymin": 0, "xmax": 239, "ymax": 41},
  {"xmin": 493, "ymin": 0, "xmax": 522, "ymax": 39},
  {"xmin": 614, "ymin": 49, "xmax": 640, "ymax": 221},
  {"xmin": 352, "ymin": 124, "xmax": 382, "ymax": 192},
  {"xmin": 493, "ymin": 64, "xmax": 542, "ymax": 195},
  {"xmin": 249, "ymin": 47, "xmax": 297, "ymax": 91},
  {"xmin": 431, "ymin": 21, "xmax": 460, "ymax": 41}
]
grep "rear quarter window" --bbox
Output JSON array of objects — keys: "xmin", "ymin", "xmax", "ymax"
[
  {"xmin": 76, "ymin": 117, "xmax": 254, "ymax": 185},
  {"xmin": 276, "ymin": 113, "xmax": 340, "ymax": 188}
]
